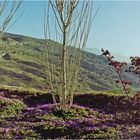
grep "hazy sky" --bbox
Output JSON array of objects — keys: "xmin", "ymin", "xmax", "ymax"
[{"xmin": 6, "ymin": 1, "xmax": 140, "ymax": 56}]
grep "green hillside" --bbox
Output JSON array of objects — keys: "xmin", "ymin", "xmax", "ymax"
[{"xmin": 0, "ymin": 32, "xmax": 139, "ymax": 94}]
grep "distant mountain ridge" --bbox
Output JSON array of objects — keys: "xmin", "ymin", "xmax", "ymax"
[{"xmin": 86, "ymin": 48, "xmax": 130, "ymax": 62}]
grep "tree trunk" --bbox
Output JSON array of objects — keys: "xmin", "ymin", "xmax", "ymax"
[{"xmin": 61, "ymin": 28, "xmax": 67, "ymax": 108}]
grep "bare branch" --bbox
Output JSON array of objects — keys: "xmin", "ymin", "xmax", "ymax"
[{"xmin": 44, "ymin": 0, "xmax": 97, "ymax": 108}]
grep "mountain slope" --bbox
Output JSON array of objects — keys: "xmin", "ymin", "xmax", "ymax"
[{"xmin": 0, "ymin": 32, "xmax": 139, "ymax": 93}]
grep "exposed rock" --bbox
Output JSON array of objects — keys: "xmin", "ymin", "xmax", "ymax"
[{"xmin": 1, "ymin": 52, "xmax": 11, "ymax": 60}]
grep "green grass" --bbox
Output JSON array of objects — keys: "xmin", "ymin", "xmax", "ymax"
[{"xmin": 0, "ymin": 85, "xmax": 47, "ymax": 95}]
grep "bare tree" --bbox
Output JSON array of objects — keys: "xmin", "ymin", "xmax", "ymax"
[
  {"xmin": 0, "ymin": 0, "xmax": 22, "ymax": 42},
  {"xmin": 44, "ymin": 0, "xmax": 99, "ymax": 109}
]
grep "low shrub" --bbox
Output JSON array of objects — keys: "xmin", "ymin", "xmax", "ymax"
[{"xmin": 0, "ymin": 96, "xmax": 26, "ymax": 118}]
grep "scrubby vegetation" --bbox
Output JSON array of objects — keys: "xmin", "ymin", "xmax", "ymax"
[{"xmin": 0, "ymin": 89, "xmax": 139, "ymax": 139}]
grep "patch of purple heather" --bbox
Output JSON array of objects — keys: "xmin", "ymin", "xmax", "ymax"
[
  {"xmin": 25, "ymin": 104, "xmax": 56, "ymax": 114},
  {"xmin": 37, "ymin": 103, "xmax": 55, "ymax": 109},
  {"xmin": 82, "ymin": 118, "xmax": 94, "ymax": 126},
  {"xmin": 0, "ymin": 95, "xmax": 13, "ymax": 102},
  {"xmin": 106, "ymin": 122, "xmax": 117, "ymax": 127},
  {"xmin": 66, "ymin": 118, "xmax": 93, "ymax": 128},
  {"xmin": 83, "ymin": 126, "xmax": 97, "ymax": 132},
  {"xmin": 71, "ymin": 104, "xmax": 86, "ymax": 109},
  {"xmin": 53, "ymin": 120, "xmax": 65, "ymax": 127},
  {"xmin": 26, "ymin": 107, "xmax": 35, "ymax": 111},
  {"xmin": 0, "ymin": 91, "xmax": 5, "ymax": 96},
  {"xmin": 0, "ymin": 127, "xmax": 10, "ymax": 133},
  {"xmin": 25, "ymin": 107, "xmax": 47, "ymax": 116},
  {"xmin": 66, "ymin": 120, "xmax": 79, "ymax": 128},
  {"xmin": 65, "ymin": 118, "xmax": 98, "ymax": 134}
]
